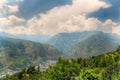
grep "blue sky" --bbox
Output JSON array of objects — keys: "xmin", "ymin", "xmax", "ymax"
[
  {"xmin": 88, "ymin": 0, "xmax": 120, "ymax": 23},
  {"xmin": 0, "ymin": 0, "xmax": 120, "ymax": 35},
  {"xmin": 17, "ymin": 0, "xmax": 72, "ymax": 19}
]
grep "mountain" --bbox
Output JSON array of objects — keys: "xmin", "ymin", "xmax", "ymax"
[
  {"xmin": 69, "ymin": 32, "xmax": 120, "ymax": 58},
  {"xmin": 0, "ymin": 37, "xmax": 62, "ymax": 69},
  {"xmin": 47, "ymin": 31, "xmax": 94, "ymax": 53},
  {"xmin": 0, "ymin": 32, "xmax": 51, "ymax": 43},
  {"xmin": 0, "ymin": 32, "xmax": 15, "ymax": 38},
  {"xmin": 48, "ymin": 31, "xmax": 120, "ymax": 57},
  {"xmin": 14, "ymin": 34, "xmax": 51, "ymax": 43},
  {"xmin": 1, "ymin": 31, "xmax": 120, "ymax": 59}
]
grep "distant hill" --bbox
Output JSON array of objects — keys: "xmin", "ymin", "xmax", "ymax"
[
  {"xmin": 48, "ymin": 31, "xmax": 120, "ymax": 57},
  {"xmin": 47, "ymin": 31, "xmax": 94, "ymax": 53},
  {"xmin": 0, "ymin": 37, "xmax": 62, "ymax": 69},
  {"xmin": 0, "ymin": 32, "xmax": 15, "ymax": 38},
  {"xmin": 69, "ymin": 32, "xmax": 120, "ymax": 58},
  {"xmin": 14, "ymin": 34, "xmax": 51, "ymax": 43},
  {"xmin": 1, "ymin": 31, "xmax": 120, "ymax": 59},
  {"xmin": 0, "ymin": 32, "xmax": 51, "ymax": 43}
]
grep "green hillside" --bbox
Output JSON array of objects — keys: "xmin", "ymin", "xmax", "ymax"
[
  {"xmin": 69, "ymin": 32, "xmax": 120, "ymax": 58},
  {"xmin": 2, "ymin": 46, "xmax": 120, "ymax": 80},
  {"xmin": 47, "ymin": 31, "xmax": 94, "ymax": 53},
  {"xmin": 48, "ymin": 31, "xmax": 120, "ymax": 57},
  {"xmin": 0, "ymin": 37, "xmax": 62, "ymax": 70}
]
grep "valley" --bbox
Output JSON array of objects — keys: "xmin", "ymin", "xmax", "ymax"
[{"xmin": 0, "ymin": 31, "xmax": 120, "ymax": 79}]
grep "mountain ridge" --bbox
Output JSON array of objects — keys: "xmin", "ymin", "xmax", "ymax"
[
  {"xmin": 0, "ymin": 37, "xmax": 62, "ymax": 70},
  {"xmin": 48, "ymin": 31, "xmax": 120, "ymax": 57},
  {"xmin": 69, "ymin": 31, "xmax": 120, "ymax": 58}
]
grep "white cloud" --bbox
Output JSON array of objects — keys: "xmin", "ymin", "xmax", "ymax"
[
  {"xmin": 0, "ymin": 17, "xmax": 8, "ymax": 28},
  {"xmin": 0, "ymin": 0, "xmax": 24, "ymax": 33},
  {"xmin": 23, "ymin": 0, "xmax": 112, "ymax": 35},
  {"xmin": 72, "ymin": 0, "xmax": 111, "ymax": 11},
  {"xmin": 15, "ymin": 0, "xmax": 23, "ymax": 2},
  {"xmin": 2, "ymin": 5, "xmax": 19, "ymax": 14},
  {"xmin": 0, "ymin": 15, "xmax": 25, "ymax": 29},
  {"xmin": 8, "ymin": 15, "xmax": 25, "ymax": 25},
  {"xmin": 112, "ymin": 26, "xmax": 120, "ymax": 35},
  {"xmin": 3, "ymin": 16, "xmax": 119, "ymax": 35},
  {"xmin": 0, "ymin": 0, "xmax": 6, "ymax": 8},
  {"xmin": 2, "ymin": 0, "xmax": 119, "ymax": 35},
  {"xmin": 7, "ymin": 5, "xmax": 19, "ymax": 14},
  {"xmin": 3, "ymin": 26, "xmax": 27, "ymax": 34}
]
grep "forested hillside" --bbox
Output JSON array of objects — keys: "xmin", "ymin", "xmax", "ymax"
[
  {"xmin": 0, "ymin": 37, "xmax": 62, "ymax": 70},
  {"xmin": 69, "ymin": 32, "xmax": 119, "ymax": 58},
  {"xmin": 2, "ymin": 46, "xmax": 120, "ymax": 80},
  {"xmin": 47, "ymin": 31, "xmax": 94, "ymax": 53},
  {"xmin": 48, "ymin": 31, "xmax": 120, "ymax": 57}
]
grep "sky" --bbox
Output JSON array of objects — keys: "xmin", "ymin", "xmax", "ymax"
[{"xmin": 0, "ymin": 0, "xmax": 120, "ymax": 35}]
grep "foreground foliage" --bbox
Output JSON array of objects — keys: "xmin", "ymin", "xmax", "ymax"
[{"xmin": 2, "ymin": 46, "xmax": 120, "ymax": 80}]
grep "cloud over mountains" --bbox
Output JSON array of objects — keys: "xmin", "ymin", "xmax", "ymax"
[{"xmin": 0, "ymin": 0, "xmax": 119, "ymax": 35}]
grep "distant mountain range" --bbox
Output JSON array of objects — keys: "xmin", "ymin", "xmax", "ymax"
[
  {"xmin": 0, "ymin": 31, "xmax": 120, "ymax": 59},
  {"xmin": 0, "ymin": 32, "xmax": 51, "ymax": 43},
  {"xmin": 69, "ymin": 32, "xmax": 120, "ymax": 58},
  {"xmin": 47, "ymin": 31, "xmax": 94, "ymax": 53},
  {"xmin": 48, "ymin": 31, "xmax": 120, "ymax": 58}
]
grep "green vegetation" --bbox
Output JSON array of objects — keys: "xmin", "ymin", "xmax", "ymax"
[
  {"xmin": 48, "ymin": 31, "xmax": 120, "ymax": 57},
  {"xmin": 48, "ymin": 31, "xmax": 94, "ymax": 54},
  {"xmin": 2, "ymin": 46, "xmax": 120, "ymax": 80},
  {"xmin": 70, "ymin": 32, "xmax": 119, "ymax": 58}
]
